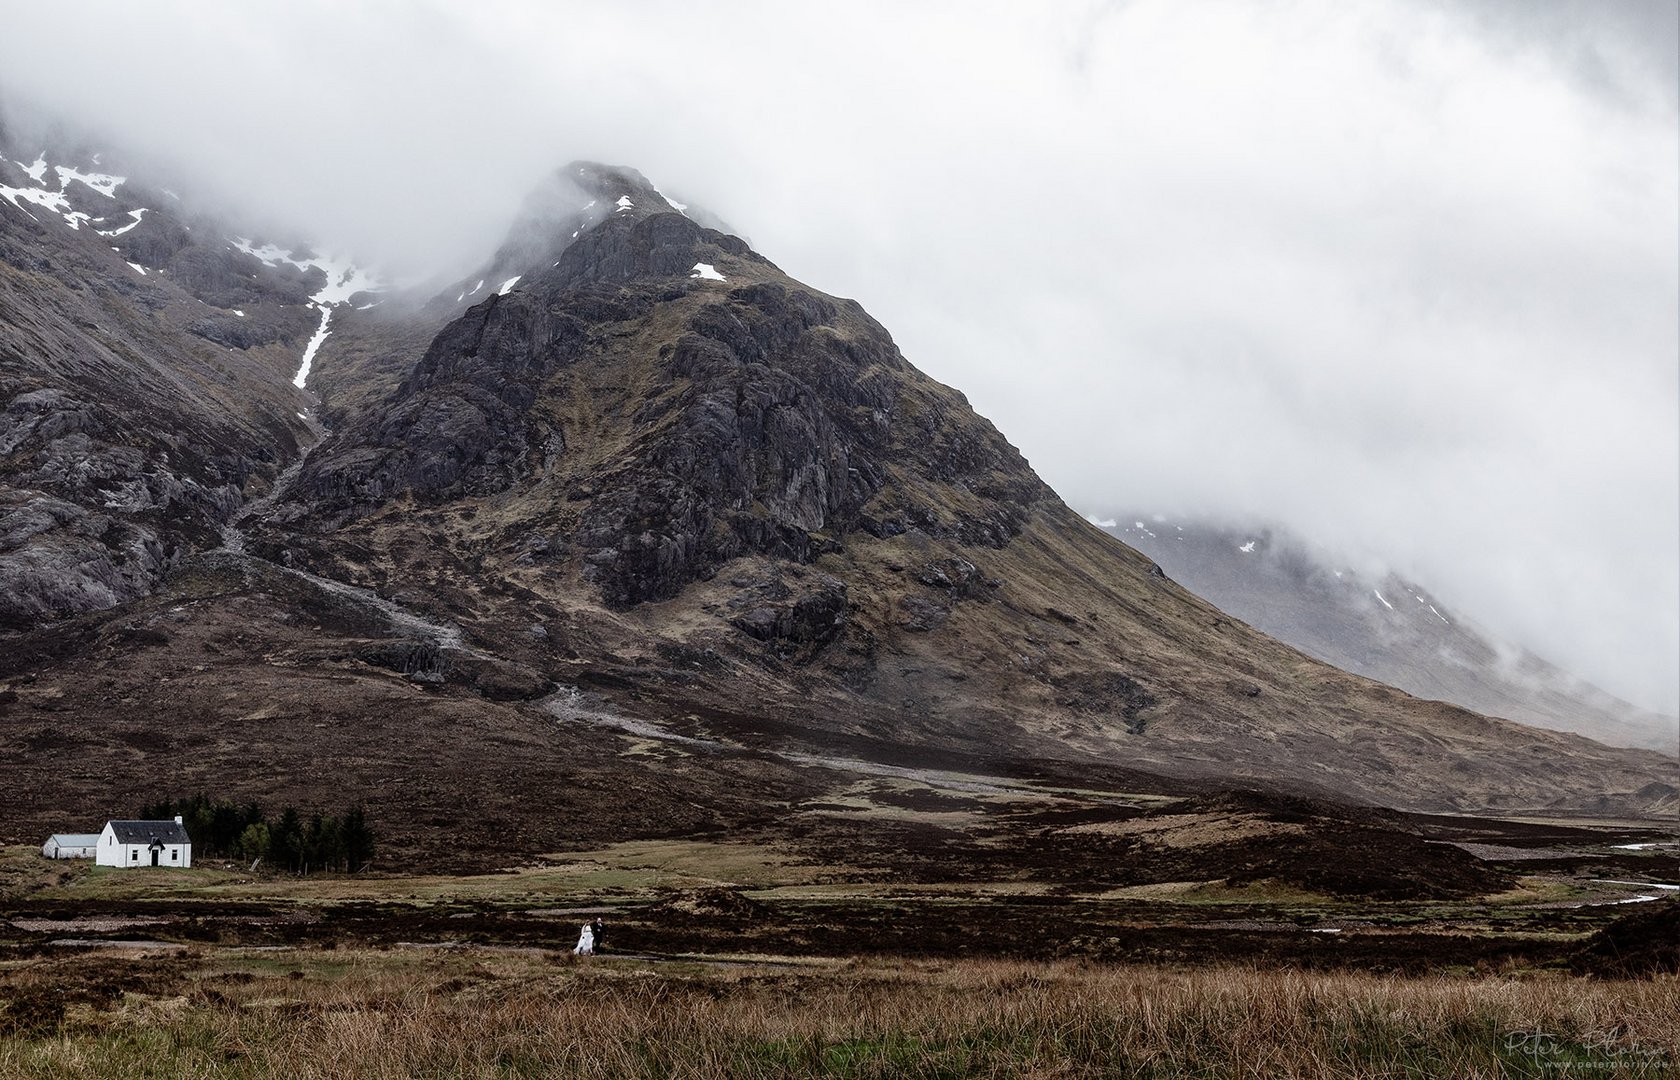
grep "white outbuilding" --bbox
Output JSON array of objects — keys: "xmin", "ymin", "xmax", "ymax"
[
  {"xmin": 95, "ymin": 817, "xmax": 192, "ymax": 868},
  {"xmin": 42, "ymin": 834, "xmax": 100, "ymax": 859}
]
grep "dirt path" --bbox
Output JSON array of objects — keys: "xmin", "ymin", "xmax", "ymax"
[{"xmin": 536, "ymin": 688, "xmax": 1143, "ymax": 804}]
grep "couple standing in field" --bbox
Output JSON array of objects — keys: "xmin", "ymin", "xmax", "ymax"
[{"xmin": 573, "ymin": 916, "xmax": 605, "ymax": 956}]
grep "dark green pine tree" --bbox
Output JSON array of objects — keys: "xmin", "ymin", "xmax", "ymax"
[
  {"xmin": 270, "ymin": 807, "xmax": 305, "ymax": 873},
  {"xmin": 342, "ymin": 806, "xmax": 375, "ymax": 872}
]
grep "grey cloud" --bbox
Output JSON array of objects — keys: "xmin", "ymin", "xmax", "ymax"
[{"xmin": 1433, "ymin": 0, "xmax": 1679, "ymax": 113}]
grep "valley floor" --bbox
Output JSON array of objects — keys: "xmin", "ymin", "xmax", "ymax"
[{"xmin": 0, "ymin": 827, "xmax": 1675, "ymax": 1078}]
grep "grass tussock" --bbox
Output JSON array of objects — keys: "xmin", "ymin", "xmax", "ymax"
[{"xmin": 1, "ymin": 951, "xmax": 1675, "ymax": 1079}]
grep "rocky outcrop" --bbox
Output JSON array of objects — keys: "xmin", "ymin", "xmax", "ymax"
[
  {"xmin": 0, "ymin": 494, "xmax": 167, "ymax": 628},
  {"xmin": 728, "ymin": 570, "xmax": 850, "ymax": 650},
  {"xmin": 0, "ymin": 379, "xmax": 251, "ymax": 627},
  {"xmin": 283, "ymin": 196, "xmax": 1051, "ymax": 611},
  {"xmin": 0, "ymin": 137, "xmax": 317, "ymax": 628}
]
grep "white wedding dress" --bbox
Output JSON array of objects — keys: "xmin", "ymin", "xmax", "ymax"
[{"xmin": 573, "ymin": 924, "xmax": 594, "ymax": 955}]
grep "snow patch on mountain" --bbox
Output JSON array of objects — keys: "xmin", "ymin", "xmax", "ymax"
[
  {"xmin": 295, "ymin": 306, "xmax": 333, "ymax": 389},
  {"xmin": 230, "ymin": 237, "xmax": 382, "ymax": 387},
  {"xmin": 497, "ymin": 275, "xmax": 521, "ymax": 295},
  {"xmin": 653, "ymin": 182, "xmax": 687, "ymax": 213},
  {"xmin": 231, "ymin": 243, "xmax": 380, "ymax": 301},
  {"xmin": 0, "ymin": 181, "xmax": 80, "ymax": 226},
  {"xmin": 96, "ymin": 208, "xmax": 147, "ymax": 237},
  {"xmin": 231, "ymin": 239, "xmax": 379, "ymax": 299},
  {"xmin": 690, "ymin": 263, "xmax": 726, "ymax": 282},
  {"xmin": 53, "ymin": 164, "xmax": 124, "ymax": 198},
  {"xmin": 0, "ymin": 153, "xmax": 127, "ymax": 231}
]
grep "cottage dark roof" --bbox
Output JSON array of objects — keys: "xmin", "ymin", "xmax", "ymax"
[{"xmin": 107, "ymin": 820, "xmax": 190, "ymax": 845}]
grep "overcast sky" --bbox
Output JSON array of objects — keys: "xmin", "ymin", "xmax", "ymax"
[{"xmin": 2, "ymin": 0, "xmax": 1675, "ymax": 715}]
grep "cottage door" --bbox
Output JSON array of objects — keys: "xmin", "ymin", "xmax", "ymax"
[{"xmin": 151, "ymin": 848, "xmax": 159, "ymax": 866}]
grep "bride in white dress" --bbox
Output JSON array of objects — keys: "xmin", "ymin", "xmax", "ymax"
[{"xmin": 573, "ymin": 922, "xmax": 594, "ymax": 956}]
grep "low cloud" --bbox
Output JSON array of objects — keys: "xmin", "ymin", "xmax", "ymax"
[{"xmin": 3, "ymin": 0, "xmax": 1674, "ymax": 713}]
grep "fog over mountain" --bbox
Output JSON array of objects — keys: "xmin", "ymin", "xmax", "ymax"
[{"xmin": 2, "ymin": 0, "xmax": 1673, "ymax": 716}]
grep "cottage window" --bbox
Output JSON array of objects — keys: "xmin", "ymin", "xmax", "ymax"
[
  {"xmin": 130, "ymin": 849, "xmax": 138, "ymax": 861},
  {"xmin": 171, "ymin": 849, "xmax": 178, "ymax": 861}
]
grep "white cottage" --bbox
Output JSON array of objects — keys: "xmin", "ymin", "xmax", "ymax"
[
  {"xmin": 96, "ymin": 817, "xmax": 192, "ymax": 868},
  {"xmin": 42, "ymin": 834, "xmax": 100, "ymax": 859}
]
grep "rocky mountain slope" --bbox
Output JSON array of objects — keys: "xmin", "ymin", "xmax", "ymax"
[
  {"xmin": 2, "ymin": 137, "xmax": 1674, "ymax": 862},
  {"xmin": 0, "ymin": 129, "xmax": 333, "ymax": 629},
  {"xmin": 1093, "ymin": 516, "xmax": 1678, "ymax": 754},
  {"xmin": 253, "ymin": 165, "xmax": 1672, "ymax": 811}
]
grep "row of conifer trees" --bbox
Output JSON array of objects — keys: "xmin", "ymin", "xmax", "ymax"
[{"xmin": 138, "ymin": 794, "xmax": 374, "ymax": 873}]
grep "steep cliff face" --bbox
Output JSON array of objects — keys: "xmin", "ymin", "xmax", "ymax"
[{"xmin": 280, "ymin": 179, "xmax": 1048, "ymax": 610}]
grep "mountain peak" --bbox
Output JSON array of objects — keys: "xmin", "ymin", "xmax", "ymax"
[
  {"xmin": 562, "ymin": 160, "xmax": 685, "ymax": 217},
  {"xmin": 438, "ymin": 161, "xmax": 748, "ymax": 309},
  {"xmin": 436, "ymin": 160, "xmax": 692, "ymax": 307}
]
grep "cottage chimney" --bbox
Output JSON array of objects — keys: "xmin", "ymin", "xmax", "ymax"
[{"xmin": 174, "ymin": 815, "xmax": 183, "ymax": 825}]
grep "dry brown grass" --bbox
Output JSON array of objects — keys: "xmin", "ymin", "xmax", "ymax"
[{"xmin": 1, "ymin": 949, "xmax": 1675, "ymax": 1078}]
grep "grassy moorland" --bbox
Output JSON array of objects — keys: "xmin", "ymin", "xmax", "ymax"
[
  {"xmin": 1, "ymin": 948, "xmax": 1677, "ymax": 1079},
  {"xmin": 2, "ymin": 792, "xmax": 1673, "ymax": 1077}
]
